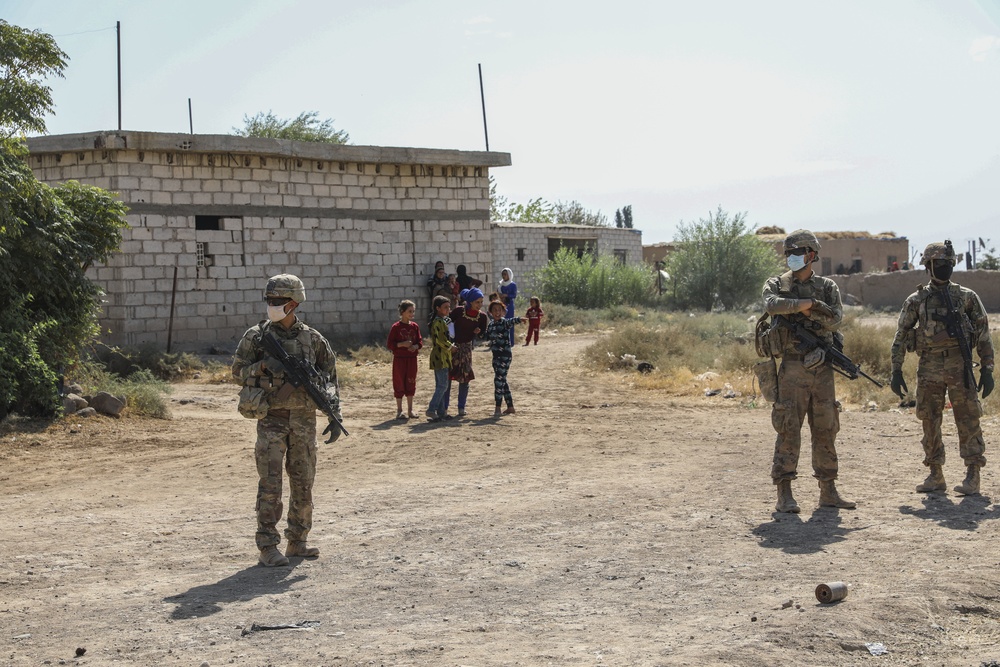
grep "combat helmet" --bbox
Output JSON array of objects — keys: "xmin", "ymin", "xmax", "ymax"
[
  {"xmin": 264, "ymin": 274, "xmax": 306, "ymax": 302},
  {"xmin": 784, "ymin": 229, "xmax": 821, "ymax": 255},
  {"xmin": 920, "ymin": 240, "xmax": 957, "ymax": 266}
]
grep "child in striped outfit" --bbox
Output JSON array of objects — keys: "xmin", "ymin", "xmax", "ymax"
[{"xmin": 485, "ymin": 299, "xmax": 523, "ymax": 417}]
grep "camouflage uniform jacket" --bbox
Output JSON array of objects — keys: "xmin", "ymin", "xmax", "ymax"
[
  {"xmin": 232, "ymin": 318, "xmax": 340, "ymax": 414},
  {"xmin": 890, "ymin": 280, "xmax": 994, "ymax": 373},
  {"xmin": 762, "ymin": 270, "xmax": 843, "ymax": 353}
]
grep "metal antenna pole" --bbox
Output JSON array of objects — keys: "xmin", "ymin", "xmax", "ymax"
[
  {"xmin": 116, "ymin": 21, "xmax": 122, "ymax": 130},
  {"xmin": 478, "ymin": 64, "xmax": 489, "ymax": 151},
  {"xmin": 188, "ymin": 98, "xmax": 193, "ymax": 134}
]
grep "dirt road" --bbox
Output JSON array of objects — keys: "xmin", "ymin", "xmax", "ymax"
[{"xmin": 3, "ymin": 333, "xmax": 1000, "ymax": 666}]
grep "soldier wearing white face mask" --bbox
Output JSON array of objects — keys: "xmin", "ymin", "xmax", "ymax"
[
  {"xmin": 232, "ymin": 274, "xmax": 341, "ymax": 567},
  {"xmin": 761, "ymin": 230, "xmax": 855, "ymax": 514}
]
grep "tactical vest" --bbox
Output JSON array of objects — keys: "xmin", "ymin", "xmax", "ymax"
[{"xmin": 910, "ymin": 283, "xmax": 972, "ymax": 353}]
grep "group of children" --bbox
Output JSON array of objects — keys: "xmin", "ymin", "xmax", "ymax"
[{"xmin": 387, "ymin": 267, "xmax": 544, "ymax": 422}]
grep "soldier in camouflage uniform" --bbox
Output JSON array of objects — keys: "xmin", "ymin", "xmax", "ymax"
[
  {"xmin": 762, "ymin": 230, "xmax": 856, "ymax": 513},
  {"xmin": 232, "ymin": 274, "xmax": 342, "ymax": 567},
  {"xmin": 890, "ymin": 241, "xmax": 994, "ymax": 495}
]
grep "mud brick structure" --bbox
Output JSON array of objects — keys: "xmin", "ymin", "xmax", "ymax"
[{"xmin": 26, "ymin": 131, "xmax": 511, "ymax": 350}]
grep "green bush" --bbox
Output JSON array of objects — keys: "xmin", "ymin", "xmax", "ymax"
[{"xmin": 530, "ymin": 247, "xmax": 657, "ymax": 309}]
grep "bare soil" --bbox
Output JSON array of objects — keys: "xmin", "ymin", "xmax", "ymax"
[{"xmin": 3, "ymin": 332, "xmax": 1000, "ymax": 666}]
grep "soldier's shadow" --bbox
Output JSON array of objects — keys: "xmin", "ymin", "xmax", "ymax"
[
  {"xmin": 899, "ymin": 493, "xmax": 1000, "ymax": 531},
  {"xmin": 752, "ymin": 508, "xmax": 864, "ymax": 555},
  {"xmin": 164, "ymin": 562, "xmax": 307, "ymax": 620}
]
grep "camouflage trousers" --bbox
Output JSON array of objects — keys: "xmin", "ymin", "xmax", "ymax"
[
  {"xmin": 916, "ymin": 349, "xmax": 986, "ymax": 468},
  {"xmin": 255, "ymin": 409, "xmax": 317, "ymax": 549},
  {"xmin": 771, "ymin": 358, "xmax": 841, "ymax": 483}
]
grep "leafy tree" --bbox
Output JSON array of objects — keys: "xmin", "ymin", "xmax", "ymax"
[
  {"xmin": 489, "ymin": 175, "xmax": 509, "ymax": 222},
  {"xmin": 553, "ymin": 200, "xmax": 607, "ymax": 226},
  {"xmin": 979, "ymin": 249, "xmax": 999, "ymax": 270},
  {"xmin": 507, "ymin": 198, "xmax": 554, "ymax": 224},
  {"xmin": 615, "ymin": 205, "xmax": 634, "ymax": 229},
  {"xmin": 0, "ymin": 20, "xmax": 68, "ymax": 137},
  {"xmin": 1, "ymin": 21, "xmax": 128, "ymax": 417},
  {"xmin": 1, "ymin": 141, "xmax": 128, "ymax": 416},
  {"xmin": 665, "ymin": 207, "xmax": 781, "ymax": 311},
  {"xmin": 233, "ymin": 110, "xmax": 350, "ymax": 144}
]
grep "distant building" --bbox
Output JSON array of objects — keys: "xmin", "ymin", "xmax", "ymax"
[
  {"xmin": 26, "ymin": 131, "xmax": 510, "ymax": 349},
  {"xmin": 492, "ymin": 223, "xmax": 643, "ymax": 294},
  {"xmin": 755, "ymin": 230, "xmax": 910, "ymax": 275}
]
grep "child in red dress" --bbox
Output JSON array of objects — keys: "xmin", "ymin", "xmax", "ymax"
[
  {"xmin": 386, "ymin": 300, "xmax": 422, "ymax": 419},
  {"xmin": 524, "ymin": 296, "xmax": 544, "ymax": 346}
]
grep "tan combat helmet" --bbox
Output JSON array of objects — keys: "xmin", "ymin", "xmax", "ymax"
[
  {"xmin": 264, "ymin": 274, "xmax": 307, "ymax": 302},
  {"xmin": 920, "ymin": 240, "xmax": 957, "ymax": 266},
  {"xmin": 784, "ymin": 229, "xmax": 822, "ymax": 255}
]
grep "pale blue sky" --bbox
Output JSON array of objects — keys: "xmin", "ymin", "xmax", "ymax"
[{"xmin": 6, "ymin": 0, "xmax": 1000, "ymax": 264}]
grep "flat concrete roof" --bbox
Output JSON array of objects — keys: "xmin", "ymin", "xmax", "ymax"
[
  {"xmin": 492, "ymin": 222, "xmax": 641, "ymax": 233},
  {"xmin": 26, "ymin": 131, "xmax": 512, "ymax": 168}
]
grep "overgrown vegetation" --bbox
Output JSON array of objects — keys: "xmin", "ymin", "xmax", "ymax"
[
  {"xmin": 583, "ymin": 310, "xmax": 997, "ymax": 412},
  {"xmin": 530, "ymin": 247, "xmax": 657, "ymax": 309},
  {"xmin": 70, "ymin": 362, "xmax": 172, "ymax": 419},
  {"xmin": 233, "ymin": 110, "xmax": 350, "ymax": 144},
  {"xmin": 665, "ymin": 207, "xmax": 782, "ymax": 311}
]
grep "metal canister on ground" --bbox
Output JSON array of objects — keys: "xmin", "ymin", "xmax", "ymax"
[{"xmin": 815, "ymin": 581, "xmax": 848, "ymax": 603}]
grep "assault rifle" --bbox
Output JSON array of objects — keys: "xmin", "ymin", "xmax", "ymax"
[
  {"xmin": 934, "ymin": 285, "xmax": 978, "ymax": 389},
  {"xmin": 773, "ymin": 315, "xmax": 884, "ymax": 387},
  {"xmin": 261, "ymin": 331, "xmax": 349, "ymax": 441}
]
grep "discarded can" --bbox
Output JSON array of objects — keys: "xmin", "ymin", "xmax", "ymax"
[{"xmin": 815, "ymin": 581, "xmax": 848, "ymax": 603}]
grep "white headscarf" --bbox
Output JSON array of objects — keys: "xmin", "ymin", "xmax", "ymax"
[{"xmin": 499, "ymin": 267, "xmax": 514, "ymax": 288}]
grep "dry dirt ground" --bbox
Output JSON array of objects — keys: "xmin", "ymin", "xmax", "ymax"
[{"xmin": 3, "ymin": 332, "xmax": 1000, "ymax": 667}]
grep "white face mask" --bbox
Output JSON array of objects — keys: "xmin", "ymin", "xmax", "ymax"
[
  {"xmin": 267, "ymin": 304, "xmax": 289, "ymax": 322},
  {"xmin": 786, "ymin": 253, "xmax": 808, "ymax": 272}
]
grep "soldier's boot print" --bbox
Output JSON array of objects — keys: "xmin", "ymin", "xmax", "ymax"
[
  {"xmin": 954, "ymin": 465, "xmax": 981, "ymax": 496},
  {"xmin": 915, "ymin": 464, "xmax": 946, "ymax": 493},
  {"xmin": 818, "ymin": 480, "xmax": 857, "ymax": 509},
  {"xmin": 285, "ymin": 541, "xmax": 320, "ymax": 558},
  {"xmin": 775, "ymin": 479, "xmax": 800, "ymax": 514},
  {"xmin": 259, "ymin": 545, "xmax": 290, "ymax": 567}
]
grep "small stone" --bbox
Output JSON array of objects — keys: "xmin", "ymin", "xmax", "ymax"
[
  {"xmin": 75, "ymin": 647, "xmax": 86, "ymax": 656},
  {"xmin": 781, "ymin": 600, "xmax": 793, "ymax": 609},
  {"xmin": 75, "ymin": 407, "xmax": 98, "ymax": 418},
  {"xmin": 91, "ymin": 391, "xmax": 126, "ymax": 417}
]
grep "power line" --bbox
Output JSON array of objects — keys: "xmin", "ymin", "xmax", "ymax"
[{"xmin": 51, "ymin": 26, "xmax": 115, "ymax": 38}]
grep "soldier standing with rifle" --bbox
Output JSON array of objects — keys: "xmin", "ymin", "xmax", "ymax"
[
  {"xmin": 890, "ymin": 241, "xmax": 994, "ymax": 495},
  {"xmin": 762, "ymin": 230, "xmax": 856, "ymax": 513},
  {"xmin": 232, "ymin": 274, "xmax": 343, "ymax": 567}
]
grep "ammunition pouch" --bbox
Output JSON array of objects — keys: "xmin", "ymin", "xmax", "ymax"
[
  {"xmin": 237, "ymin": 383, "xmax": 270, "ymax": 419},
  {"xmin": 803, "ymin": 347, "xmax": 826, "ymax": 370},
  {"xmin": 753, "ymin": 357, "xmax": 779, "ymax": 402}
]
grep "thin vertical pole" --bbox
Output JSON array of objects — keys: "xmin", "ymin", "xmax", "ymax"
[
  {"xmin": 167, "ymin": 266, "xmax": 178, "ymax": 353},
  {"xmin": 188, "ymin": 98, "xmax": 193, "ymax": 134},
  {"xmin": 478, "ymin": 63, "xmax": 489, "ymax": 151},
  {"xmin": 116, "ymin": 21, "xmax": 122, "ymax": 131}
]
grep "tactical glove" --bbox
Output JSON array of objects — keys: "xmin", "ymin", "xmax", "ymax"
[
  {"xmin": 261, "ymin": 356, "xmax": 286, "ymax": 377},
  {"xmin": 890, "ymin": 369, "xmax": 908, "ymax": 399},
  {"xmin": 979, "ymin": 369, "xmax": 994, "ymax": 400}
]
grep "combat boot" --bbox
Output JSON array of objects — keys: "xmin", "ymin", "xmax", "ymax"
[
  {"xmin": 259, "ymin": 545, "xmax": 290, "ymax": 567},
  {"xmin": 915, "ymin": 464, "xmax": 946, "ymax": 493},
  {"xmin": 954, "ymin": 465, "xmax": 981, "ymax": 496},
  {"xmin": 819, "ymin": 480, "xmax": 857, "ymax": 509},
  {"xmin": 775, "ymin": 479, "xmax": 800, "ymax": 514},
  {"xmin": 285, "ymin": 541, "xmax": 319, "ymax": 558}
]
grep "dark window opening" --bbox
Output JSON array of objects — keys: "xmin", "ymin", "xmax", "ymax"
[
  {"xmin": 548, "ymin": 237, "xmax": 596, "ymax": 261},
  {"xmin": 516, "ymin": 248, "xmax": 526, "ymax": 261},
  {"xmin": 195, "ymin": 215, "xmax": 222, "ymax": 231}
]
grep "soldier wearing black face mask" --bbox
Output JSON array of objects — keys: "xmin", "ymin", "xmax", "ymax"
[{"xmin": 890, "ymin": 241, "xmax": 994, "ymax": 496}]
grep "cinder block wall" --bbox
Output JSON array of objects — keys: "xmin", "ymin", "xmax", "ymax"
[
  {"xmin": 491, "ymin": 223, "xmax": 643, "ymax": 297},
  {"xmin": 27, "ymin": 132, "xmax": 510, "ymax": 350}
]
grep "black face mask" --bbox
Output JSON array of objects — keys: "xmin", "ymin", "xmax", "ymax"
[{"xmin": 930, "ymin": 262, "xmax": 953, "ymax": 282}]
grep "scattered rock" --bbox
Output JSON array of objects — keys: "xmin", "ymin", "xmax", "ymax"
[
  {"xmin": 636, "ymin": 361, "xmax": 654, "ymax": 374},
  {"xmin": 865, "ymin": 400, "xmax": 878, "ymax": 412},
  {"xmin": 91, "ymin": 391, "xmax": 126, "ymax": 417},
  {"xmin": 781, "ymin": 600, "xmax": 793, "ymax": 609},
  {"xmin": 75, "ymin": 647, "xmax": 86, "ymax": 657},
  {"xmin": 75, "ymin": 408, "xmax": 98, "ymax": 418},
  {"xmin": 704, "ymin": 388, "xmax": 721, "ymax": 397},
  {"xmin": 722, "ymin": 383, "xmax": 741, "ymax": 399},
  {"xmin": 66, "ymin": 383, "xmax": 84, "ymax": 395}
]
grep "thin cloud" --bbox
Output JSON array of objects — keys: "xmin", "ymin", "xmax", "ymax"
[
  {"xmin": 969, "ymin": 35, "xmax": 1000, "ymax": 61},
  {"xmin": 464, "ymin": 16, "xmax": 494, "ymax": 25}
]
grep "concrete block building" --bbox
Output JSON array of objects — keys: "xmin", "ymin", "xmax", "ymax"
[
  {"xmin": 491, "ymin": 223, "xmax": 643, "ymax": 294},
  {"xmin": 26, "ymin": 131, "xmax": 510, "ymax": 349}
]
